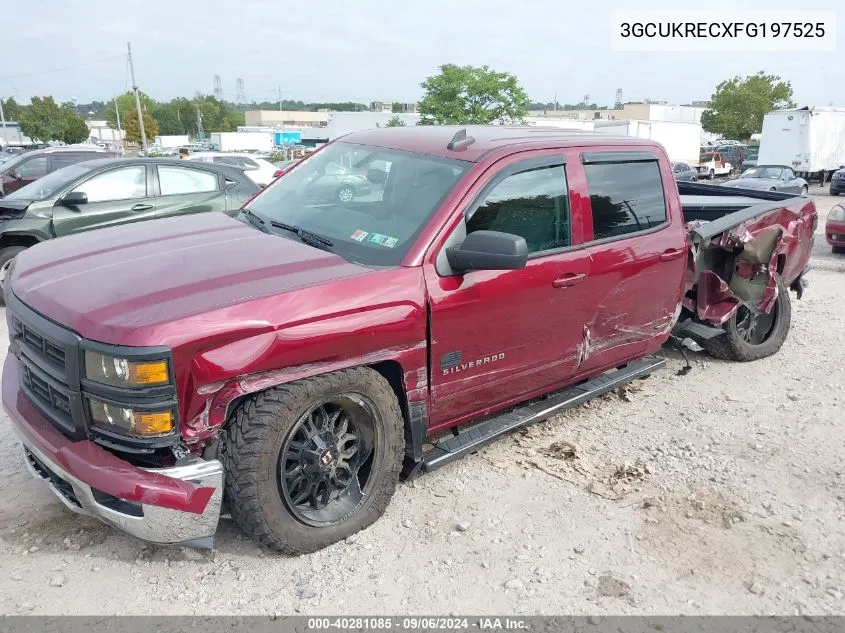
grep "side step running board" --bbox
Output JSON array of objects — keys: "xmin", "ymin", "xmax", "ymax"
[{"xmin": 421, "ymin": 357, "xmax": 665, "ymax": 473}]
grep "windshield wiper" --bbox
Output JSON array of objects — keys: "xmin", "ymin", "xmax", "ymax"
[
  {"xmin": 239, "ymin": 208, "xmax": 269, "ymax": 233},
  {"xmin": 268, "ymin": 221, "xmax": 335, "ymax": 250}
]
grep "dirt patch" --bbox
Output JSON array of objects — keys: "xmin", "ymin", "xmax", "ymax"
[{"xmin": 596, "ymin": 573, "xmax": 635, "ymax": 606}]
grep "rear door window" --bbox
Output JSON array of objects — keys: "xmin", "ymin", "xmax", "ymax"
[
  {"xmin": 51, "ymin": 153, "xmax": 94, "ymax": 171},
  {"xmin": 583, "ymin": 160, "xmax": 667, "ymax": 241}
]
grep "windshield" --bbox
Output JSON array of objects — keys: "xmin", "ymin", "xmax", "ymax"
[
  {"xmin": 741, "ymin": 167, "xmax": 782, "ymax": 179},
  {"xmin": 243, "ymin": 142, "xmax": 470, "ymax": 266},
  {"xmin": 4, "ymin": 164, "xmax": 94, "ymax": 201}
]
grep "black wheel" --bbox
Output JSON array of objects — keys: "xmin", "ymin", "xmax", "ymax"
[
  {"xmin": 708, "ymin": 169, "xmax": 715, "ymax": 180},
  {"xmin": 336, "ymin": 185, "xmax": 354, "ymax": 203},
  {"xmin": 220, "ymin": 367, "xmax": 404, "ymax": 554},
  {"xmin": 800, "ymin": 186, "xmax": 808, "ymax": 195},
  {"xmin": 0, "ymin": 245, "xmax": 27, "ymax": 307},
  {"xmin": 833, "ymin": 246, "xmax": 845, "ymax": 255},
  {"xmin": 703, "ymin": 276, "xmax": 791, "ymax": 361}
]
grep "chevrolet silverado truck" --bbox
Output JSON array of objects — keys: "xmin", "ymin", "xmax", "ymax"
[{"xmin": 1, "ymin": 126, "xmax": 816, "ymax": 554}]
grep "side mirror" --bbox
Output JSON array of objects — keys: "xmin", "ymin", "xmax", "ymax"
[
  {"xmin": 366, "ymin": 168, "xmax": 387, "ymax": 185},
  {"xmin": 446, "ymin": 230, "xmax": 528, "ymax": 273},
  {"xmin": 60, "ymin": 191, "xmax": 88, "ymax": 207},
  {"xmin": 10, "ymin": 170, "xmax": 22, "ymax": 181}
]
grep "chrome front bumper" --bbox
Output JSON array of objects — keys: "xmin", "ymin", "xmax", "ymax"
[{"xmin": 19, "ymin": 435, "xmax": 224, "ymax": 548}]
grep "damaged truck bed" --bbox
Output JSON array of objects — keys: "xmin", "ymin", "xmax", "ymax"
[{"xmin": 677, "ymin": 181, "xmax": 816, "ymax": 360}]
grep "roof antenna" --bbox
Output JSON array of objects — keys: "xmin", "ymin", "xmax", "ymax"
[{"xmin": 447, "ymin": 128, "xmax": 475, "ymax": 151}]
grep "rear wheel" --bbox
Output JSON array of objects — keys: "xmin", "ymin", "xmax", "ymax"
[
  {"xmin": 703, "ymin": 276, "xmax": 791, "ymax": 361},
  {"xmin": 833, "ymin": 246, "xmax": 845, "ymax": 255},
  {"xmin": 220, "ymin": 367, "xmax": 404, "ymax": 554},
  {"xmin": 800, "ymin": 185, "xmax": 808, "ymax": 195}
]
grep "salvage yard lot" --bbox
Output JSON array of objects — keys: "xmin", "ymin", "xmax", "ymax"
[{"xmin": 0, "ymin": 187, "xmax": 842, "ymax": 616}]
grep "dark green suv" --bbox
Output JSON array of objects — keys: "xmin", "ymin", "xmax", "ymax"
[{"xmin": 0, "ymin": 158, "xmax": 258, "ymax": 298}]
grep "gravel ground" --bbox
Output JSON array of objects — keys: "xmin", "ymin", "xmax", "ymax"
[{"xmin": 0, "ymin": 186, "xmax": 842, "ymax": 616}]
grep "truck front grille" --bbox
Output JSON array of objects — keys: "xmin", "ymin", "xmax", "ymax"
[{"xmin": 9, "ymin": 316, "xmax": 67, "ymax": 371}]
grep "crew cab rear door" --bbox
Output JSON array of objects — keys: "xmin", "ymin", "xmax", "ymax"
[
  {"xmin": 574, "ymin": 150, "xmax": 687, "ymax": 373},
  {"xmin": 423, "ymin": 149, "xmax": 593, "ymax": 428}
]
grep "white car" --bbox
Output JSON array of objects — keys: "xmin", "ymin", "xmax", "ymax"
[{"xmin": 188, "ymin": 152, "xmax": 280, "ymax": 187}]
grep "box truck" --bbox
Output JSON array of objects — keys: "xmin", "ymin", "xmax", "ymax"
[
  {"xmin": 758, "ymin": 107, "xmax": 845, "ymax": 182},
  {"xmin": 594, "ymin": 119, "xmax": 701, "ymax": 165},
  {"xmin": 210, "ymin": 132, "xmax": 274, "ymax": 152}
]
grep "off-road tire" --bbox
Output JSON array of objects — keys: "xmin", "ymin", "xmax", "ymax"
[
  {"xmin": 703, "ymin": 276, "xmax": 791, "ymax": 362},
  {"xmin": 833, "ymin": 246, "xmax": 845, "ymax": 254},
  {"xmin": 220, "ymin": 367, "xmax": 404, "ymax": 554},
  {"xmin": 800, "ymin": 185, "xmax": 808, "ymax": 195},
  {"xmin": 0, "ymin": 245, "xmax": 27, "ymax": 307}
]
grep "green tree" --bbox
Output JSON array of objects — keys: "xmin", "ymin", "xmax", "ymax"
[
  {"xmin": 418, "ymin": 64, "xmax": 529, "ymax": 125},
  {"xmin": 105, "ymin": 91, "xmax": 157, "ymax": 130},
  {"xmin": 385, "ymin": 115, "xmax": 406, "ymax": 127},
  {"xmin": 1, "ymin": 96, "xmax": 23, "ymax": 121},
  {"xmin": 701, "ymin": 72, "xmax": 795, "ymax": 140},
  {"xmin": 58, "ymin": 102, "xmax": 91, "ymax": 143},
  {"xmin": 123, "ymin": 108, "xmax": 159, "ymax": 144},
  {"xmin": 391, "ymin": 102, "xmax": 403, "ymax": 113}
]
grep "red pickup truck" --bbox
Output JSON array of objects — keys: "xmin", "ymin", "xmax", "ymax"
[{"xmin": 1, "ymin": 127, "xmax": 816, "ymax": 553}]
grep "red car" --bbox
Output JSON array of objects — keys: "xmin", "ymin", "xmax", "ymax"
[
  {"xmin": 2, "ymin": 126, "xmax": 816, "ymax": 553},
  {"xmin": 0, "ymin": 146, "xmax": 119, "ymax": 197},
  {"xmin": 826, "ymin": 202, "xmax": 845, "ymax": 253}
]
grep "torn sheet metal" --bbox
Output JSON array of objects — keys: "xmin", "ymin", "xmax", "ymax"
[{"xmin": 686, "ymin": 198, "xmax": 815, "ymax": 326}]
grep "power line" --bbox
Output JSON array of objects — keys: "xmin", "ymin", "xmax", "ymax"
[{"xmin": 0, "ymin": 55, "xmax": 126, "ymax": 82}]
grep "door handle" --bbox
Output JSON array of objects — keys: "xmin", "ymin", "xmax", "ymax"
[
  {"xmin": 660, "ymin": 248, "xmax": 685, "ymax": 262},
  {"xmin": 130, "ymin": 203, "xmax": 153, "ymax": 212},
  {"xmin": 552, "ymin": 273, "xmax": 586, "ymax": 288}
]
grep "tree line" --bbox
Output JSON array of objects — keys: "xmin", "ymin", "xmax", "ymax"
[{"xmin": 2, "ymin": 67, "xmax": 796, "ymax": 145}]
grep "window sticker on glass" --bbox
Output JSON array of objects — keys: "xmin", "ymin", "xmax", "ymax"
[
  {"xmin": 366, "ymin": 233, "xmax": 399, "ymax": 247},
  {"xmin": 350, "ymin": 230, "xmax": 369, "ymax": 242}
]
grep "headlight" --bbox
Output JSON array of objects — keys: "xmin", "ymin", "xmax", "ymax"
[
  {"xmin": 84, "ymin": 351, "xmax": 169, "ymax": 387},
  {"xmin": 829, "ymin": 205, "xmax": 845, "ymax": 222},
  {"xmin": 88, "ymin": 398, "xmax": 174, "ymax": 436}
]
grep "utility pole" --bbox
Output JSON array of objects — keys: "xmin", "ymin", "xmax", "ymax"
[
  {"xmin": 553, "ymin": 91, "xmax": 557, "ymax": 112},
  {"xmin": 278, "ymin": 86, "xmax": 282, "ymax": 112},
  {"xmin": 127, "ymin": 42, "xmax": 147, "ymax": 152},
  {"xmin": 114, "ymin": 97, "xmax": 122, "ymax": 147},
  {"xmin": 196, "ymin": 106, "xmax": 204, "ymax": 139},
  {"xmin": 0, "ymin": 97, "xmax": 7, "ymax": 147}
]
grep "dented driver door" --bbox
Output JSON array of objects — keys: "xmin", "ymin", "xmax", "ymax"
[{"xmin": 424, "ymin": 151, "xmax": 593, "ymax": 430}]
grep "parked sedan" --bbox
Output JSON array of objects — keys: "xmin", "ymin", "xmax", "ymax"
[
  {"xmin": 188, "ymin": 152, "xmax": 279, "ymax": 187},
  {"xmin": 300, "ymin": 162, "xmax": 372, "ymax": 203},
  {"xmin": 830, "ymin": 166, "xmax": 845, "ymax": 196},
  {"xmin": 827, "ymin": 202, "xmax": 845, "ymax": 253},
  {"xmin": 720, "ymin": 165, "xmax": 808, "ymax": 194},
  {"xmin": 671, "ymin": 161, "xmax": 697, "ymax": 182},
  {"xmin": 0, "ymin": 158, "xmax": 258, "ymax": 294}
]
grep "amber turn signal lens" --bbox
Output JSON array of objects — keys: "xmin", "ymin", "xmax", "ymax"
[
  {"xmin": 129, "ymin": 361, "xmax": 169, "ymax": 386},
  {"xmin": 134, "ymin": 411, "xmax": 174, "ymax": 436}
]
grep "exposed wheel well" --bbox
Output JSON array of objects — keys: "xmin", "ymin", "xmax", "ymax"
[
  {"xmin": 0, "ymin": 234, "xmax": 40, "ymax": 250},
  {"xmin": 369, "ymin": 360, "xmax": 413, "ymax": 449},
  {"xmin": 216, "ymin": 360, "xmax": 417, "ymax": 458}
]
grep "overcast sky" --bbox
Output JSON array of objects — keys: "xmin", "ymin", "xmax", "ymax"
[{"xmin": 1, "ymin": 0, "xmax": 841, "ymax": 107}]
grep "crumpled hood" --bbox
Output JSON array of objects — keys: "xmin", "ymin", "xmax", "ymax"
[{"xmin": 10, "ymin": 212, "xmax": 372, "ymax": 343}]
